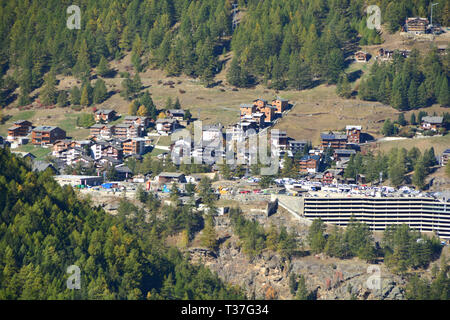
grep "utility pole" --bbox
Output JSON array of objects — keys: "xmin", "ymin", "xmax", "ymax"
[{"xmin": 431, "ymin": 3, "xmax": 439, "ymax": 27}]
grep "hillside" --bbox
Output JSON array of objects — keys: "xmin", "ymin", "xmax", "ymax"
[{"xmin": 0, "ymin": 148, "xmax": 245, "ymax": 299}]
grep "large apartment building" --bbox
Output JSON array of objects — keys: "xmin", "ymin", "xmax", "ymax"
[
  {"xmin": 31, "ymin": 126, "xmax": 66, "ymax": 145},
  {"xmin": 114, "ymin": 124, "xmax": 143, "ymax": 139},
  {"xmin": 320, "ymin": 133, "xmax": 348, "ymax": 149},
  {"xmin": 122, "ymin": 138, "xmax": 146, "ymax": 155},
  {"xmin": 302, "ymin": 196, "xmax": 450, "ymax": 239},
  {"xmin": 405, "ymin": 17, "xmax": 429, "ymax": 35},
  {"xmin": 8, "ymin": 120, "xmax": 33, "ymax": 138}
]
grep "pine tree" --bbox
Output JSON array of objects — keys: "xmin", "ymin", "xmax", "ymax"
[
  {"xmin": 326, "ymin": 49, "xmax": 344, "ymax": 85},
  {"xmin": 410, "ymin": 113, "xmax": 417, "ymax": 125},
  {"xmin": 289, "ymin": 273, "xmax": 298, "ymax": 295},
  {"xmin": 417, "ymin": 82, "xmax": 428, "ymax": 108},
  {"xmin": 227, "ymin": 58, "xmax": 242, "ymax": 87},
  {"xmin": 295, "ymin": 275, "xmax": 309, "ymax": 300},
  {"xmin": 174, "ymin": 97, "xmax": 181, "ymax": 110},
  {"xmin": 200, "ymin": 215, "xmax": 217, "ymax": 251},
  {"xmin": 391, "ymin": 75, "xmax": 406, "ymax": 110},
  {"xmin": 397, "ymin": 113, "xmax": 407, "ymax": 126},
  {"xmin": 70, "ymin": 86, "xmax": 81, "ymax": 105},
  {"xmin": 438, "ymin": 76, "xmax": 449, "ymax": 107},
  {"xmin": 80, "ymin": 85, "xmax": 90, "ymax": 106},
  {"xmin": 131, "ymin": 34, "xmax": 143, "ymax": 72},
  {"xmin": 57, "ymin": 91, "xmax": 68, "ymax": 107},
  {"xmin": 288, "ymin": 57, "xmax": 312, "ymax": 90},
  {"xmin": 93, "ymin": 79, "xmax": 108, "ymax": 104},
  {"xmin": 97, "ymin": 56, "xmax": 111, "ymax": 78},
  {"xmin": 165, "ymin": 97, "xmax": 173, "ymax": 110},
  {"xmin": 337, "ymin": 74, "xmax": 352, "ymax": 98},
  {"xmin": 74, "ymin": 39, "xmax": 91, "ymax": 80},
  {"xmin": 40, "ymin": 71, "xmax": 57, "ymax": 106},
  {"xmin": 132, "ymin": 73, "xmax": 142, "ymax": 94},
  {"xmin": 412, "ymin": 158, "xmax": 427, "ymax": 190},
  {"xmin": 389, "ymin": 152, "xmax": 406, "ymax": 187},
  {"xmin": 381, "ymin": 119, "xmax": 395, "ymax": 136},
  {"xmin": 307, "ymin": 219, "xmax": 326, "ymax": 254},
  {"xmin": 408, "ymin": 80, "xmax": 418, "ymax": 109}
]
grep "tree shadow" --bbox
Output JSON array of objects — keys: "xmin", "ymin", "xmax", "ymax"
[
  {"xmin": 347, "ymin": 70, "xmax": 363, "ymax": 83},
  {"xmin": 360, "ymin": 132, "xmax": 375, "ymax": 143}
]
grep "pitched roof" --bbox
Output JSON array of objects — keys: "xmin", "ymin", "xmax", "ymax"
[
  {"xmin": 167, "ymin": 109, "xmax": 185, "ymax": 115},
  {"xmin": 32, "ymin": 160, "xmax": 57, "ymax": 173},
  {"xmin": 158, "ymin": 172, "xmax": 185, "ymax": 178},
  {"xmin": 422, "ymin": 116, "xmax": 443, "ymax": 124},
  {"xmin": 95, "ymin": 109, "xmax": 115, "ymax": 115},
  {"xmin": 334, "ymin": 149, "xmax": 356, "ymax": 155},
  {"xmin": 321, "ymin": 133, "xmax": 348, "ymax": 140},
  {"xmin": 14, "ymin": 120, "xmax": 32, "ymax": 125},
  {"xmin": 33, "ymin": 125, "xmax": 59, "ymax": 132},
  {"xmin": 115, "ymin": 166, "xmax": 132, "ymax": 174},
  {"xmin": 300, "ymin": 155, "xmax": 320, "ymax": 161}
]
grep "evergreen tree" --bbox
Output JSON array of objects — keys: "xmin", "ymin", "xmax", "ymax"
[
  {"xmin": 80, "ymin": 85, "xmax": 90, "ymax": 106},
  {"xmin": 438, "ymin": 76, "xmax": 449, "ymax": 107},
  {"xmin": 132, "ymin": 73, "xmax": 142, "ymax": 94},
  {"xmin": 56, "ymin": 91, "xmax": 68, "ymax": 107},
  {"xmin": 408, "ymin": 80, "xmax": 418, "ymax": 109},
  {"xmin": 121, "ymin": 75, "xmax": 134, "ymax": 100},
  {"xmin": 326, "ymin": 49, "xmax": 344, "ymax": 85},
  {"xmin": 165, "ymin": 97, "xmax": 173, "ymax": 110},
  {"xmin": 39, "ymin": 71, "xmax": 57, "ymax": 106},
  {"xmin": 417, "ymin": 83, "xmax": 428, "ymax": 108},
  {"xmin": 174, "ymin": 97, "xmax": 181, "ymax": 110},
  {"xmin": 97, "ymin": 56, "xmax": 112, "ymax": 78},
  {"xmin": 295, "ymin": 275, "xmax": 309, "ymax": 300},
  {"xmin": 307, "ymin": 219, "xmax": 326, "ymax": 254},
  {"xmin": 93, "ymin": 79, "xmax": 108, "ymax": 104},
  {"xmin": 200, "ymin": 215, "xmax": 217, "ymax": 251},
  {"xmin": 397, "ymin": 113, "xmax": 407, "ymax": 126},
  {"xmin": 74, "ymin": 39, "xmax": 91, "ymax": 80},
  {"xmin": 410, "ymin": 113, "xmax": 417, "ymax": 125},
  {"xmin": 412, "ymin": 158, "xmax": 427, "ymax": 190},
  {"xmin": 381, "ymin": 119, "xmax": 395, "ymax": 136},
  {"xmin": 336, "ymin": 73, "xmax": 352, "ymax": 98},
  {"xmin": 288, "ymin": 57, "xmax": 312, "ymax": 90},
  {"xmin": 70, "ymin": 86, "xmax": 81, "ymax": 106}
]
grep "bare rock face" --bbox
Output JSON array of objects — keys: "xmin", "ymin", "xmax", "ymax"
[
  {"xmin": 189, "ymin": 239, "xmax": 406, "ymax": 300},
  {"xmin": 188, "ymin": 209, "xmax": 407, "ymax": 300}
]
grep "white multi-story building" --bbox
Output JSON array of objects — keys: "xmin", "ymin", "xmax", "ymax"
[{"xmin": 301, "ymin": 195, "xmax": 450, "ymax": 239}]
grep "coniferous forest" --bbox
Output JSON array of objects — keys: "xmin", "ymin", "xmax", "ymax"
[{"xmin": 0, "ymin": 0, "xmax": 449, "ymax": 107}]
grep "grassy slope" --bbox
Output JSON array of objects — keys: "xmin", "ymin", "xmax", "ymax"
[{"xmin": 1, "ymin": 30, "xmax": 448, "ymax": 154}]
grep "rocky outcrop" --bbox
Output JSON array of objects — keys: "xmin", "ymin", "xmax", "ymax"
[
  {"xmin": 188, "ymin": 205, "xmax": 407, "ymax": 300},
  {"xmin": 189, "ymin": 237, "xmax": 406, "ymax": 300}
]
